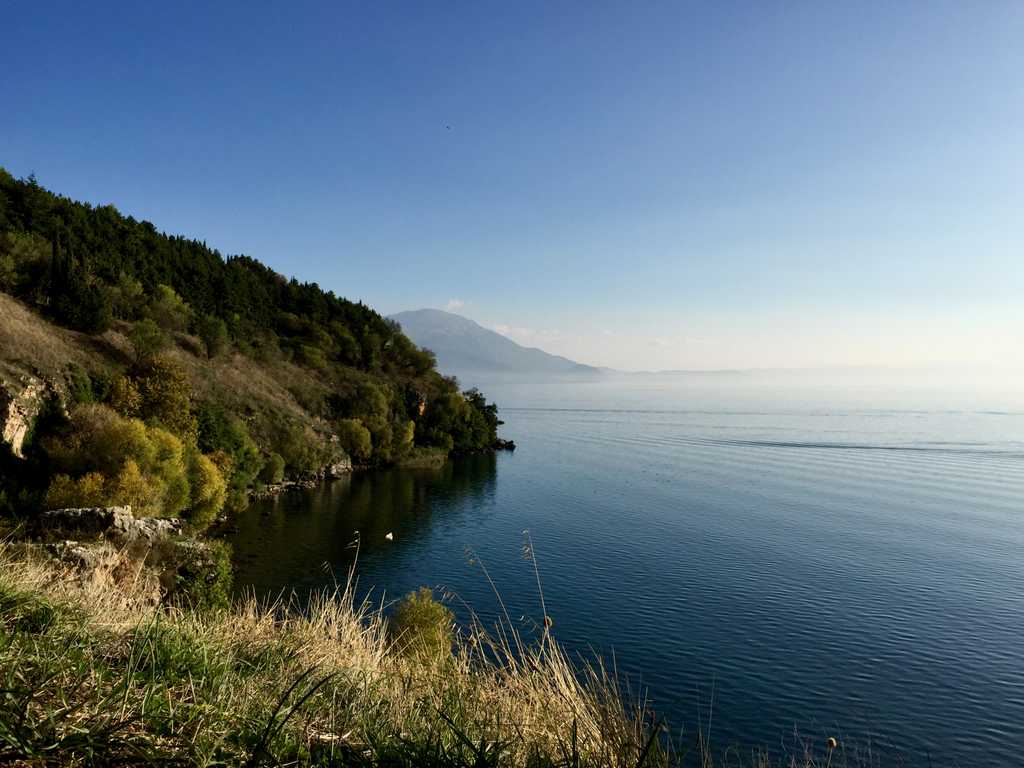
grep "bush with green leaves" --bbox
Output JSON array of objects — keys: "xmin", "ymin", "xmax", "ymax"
[
  {"xmin": 108, "ymin": 271, "xmax": 145, "ymax": 320},
  {"xmin": 65, "ymin": 364, "xmax": 100, "ymax": 406},
  {"xmin": 147, "ymin": 284, "xmax": 191, "ymax": 332},
  {"xmin": 274, "ymin": 422, "xmax": 337, "ymax": 477},
  {"xmin": 165, "ymin": 539, "xmax": 234, "ymax": 610},
  {"xmin": 389, "ymin": 587, "xmax": 454, "ymax": 661},
  {"xmin": 195, "ymin": 313, "xmax": 229, "ymax": 358},
  {"xmin": 195, "ymin": 402, "xmax": 263, "ymax": 507},
  {"xmin": 128, "ymin": 318, "xmax": 169, "ymax": 362},
  {"xmin": 392, "ymin": 417, "xmax": 416, "ymax": 460},
  {"xmin": 187, "ymin": 452, "xmax": 226, "ymax": 529},
  {"xmin": 419, "ymin": 387, "xmax": 501, "ymax": 453},
  {"xmin": 335, "ymin": 418, "xmax": 372, "ymax": 462},
  {"xmin": 259, "ymin": 452, "xmax": 285, "ymax": 484},
  {"xmin": 131, "ymin": 355, "xmax": 197, "ymax": 440}
]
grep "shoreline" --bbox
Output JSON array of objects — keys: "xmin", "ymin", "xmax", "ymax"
[{"xmin": 249, "ymin": 439, "xmax": 515, "ymax": 500}]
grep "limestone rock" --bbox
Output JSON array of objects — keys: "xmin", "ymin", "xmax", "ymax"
[
  {"xmin": 1, "ymin": 374, "xmax": 47, "ymax": 458},
  {"xmin": 35, "ymin": 505, "xmax": 131, "ymax": 542},
  {"xmin": 35, "ymin": 506, "xmax": 183, "ymax": 546},
  {"xmin": 34, "ymin": 506, "xmax": 225, "ymax": 607},
  {"xmin": 327, "ymin": 454, "xmax": 353, "ymax": 477}
]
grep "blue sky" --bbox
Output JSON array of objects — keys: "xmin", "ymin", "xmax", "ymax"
[{"xmin": 3, "ymin": 1, "xmax": 1022, "ymax": 370}]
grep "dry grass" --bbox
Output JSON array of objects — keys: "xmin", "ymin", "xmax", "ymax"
[
  {"xmin": 182, "ymin": 351, "xmax": 312, "ymax": 423},
  {"xmin": 0, "ymin": 542, "xmax": 667, "ymax": 766},
  {"xmin": 0, "ymin": 292, "xmax": 93, "ymax": 382}
]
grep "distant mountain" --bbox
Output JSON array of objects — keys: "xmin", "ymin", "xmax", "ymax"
[{"xmin": 391, "ymin": 309, "xmax": 602, "ymax": 378}]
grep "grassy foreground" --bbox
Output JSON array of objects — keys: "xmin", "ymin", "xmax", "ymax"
[
  {"xmin": 0, "ymin": 543, "xmax": 659, "ymax": 767},
  {"xmin": 0, "ymin": 542, "xmax": 868, "ymax": 767}
]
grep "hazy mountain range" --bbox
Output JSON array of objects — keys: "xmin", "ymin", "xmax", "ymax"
[
  {"xmin": 389, "ymin": 309, "xmax": 603, "ymax": 379},
  {"xmin": 389, "ymin": 309, "xmax": 760, "ymax": 382}
]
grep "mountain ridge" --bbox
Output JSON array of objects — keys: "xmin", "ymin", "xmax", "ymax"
[{"xmin": 390, "ymin": 309, "xmax": 603, "ymax": 378}]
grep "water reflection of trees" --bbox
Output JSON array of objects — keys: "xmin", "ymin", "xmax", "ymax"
[{"xmin": 229, "ymin": 453, "xmax": 498, "ymax": 599}]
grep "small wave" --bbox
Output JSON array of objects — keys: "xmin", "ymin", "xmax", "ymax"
[{"xmin": 702, "ymin": 438, "xmax": 1024, "ymax": 458}]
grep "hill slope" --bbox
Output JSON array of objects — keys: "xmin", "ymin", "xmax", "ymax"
[
  {"xmin": 0, "ymin": 169, "xmax": 503, "ymax": 522},
  {"xmin": 391, "ymin": 309, "xmax": 602, "ymax": 378}
]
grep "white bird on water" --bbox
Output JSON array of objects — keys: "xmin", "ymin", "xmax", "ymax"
[{"xmin": 384, "ymin": 532, "xmax": 394, "ymax": 541}]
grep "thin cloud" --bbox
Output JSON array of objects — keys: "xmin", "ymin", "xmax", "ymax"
[{"xmin": 445, "ymin": 298, "xmax": 465, "ymax": 311}]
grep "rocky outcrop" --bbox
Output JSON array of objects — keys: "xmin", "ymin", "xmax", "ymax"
[
  {"xmin": 35, "ymin": 505, "xmax": 183, "ymax": 560},
  {"xmin": 34, "ymin": 505, "xmax": 131, "ymax": 540},
  {"xmin": 326, "ymin": 455, "xmax": 353, "ymax": 477},
  {"xmin": 1, "ymin": 374, "xmax": 47, "ymax": 458},
  {"xmin": 31, "ymin": 506, "xmax": 228, "ymax": 608}
]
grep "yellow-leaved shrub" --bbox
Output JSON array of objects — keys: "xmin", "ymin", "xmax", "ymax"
[
  {"xmin": 43, "ymin": 404, "xmax": 225, "ymax": 525},
  {"xmin": 187, "ymin": 451, "xmax": 227, "ymax": 530}
]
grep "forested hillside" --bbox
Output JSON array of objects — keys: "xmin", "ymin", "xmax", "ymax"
[{"xmin": 0, "ymin": 169, "xmax": 501, "ymax": 526}]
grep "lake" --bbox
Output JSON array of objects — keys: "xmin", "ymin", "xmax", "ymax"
[{"xmin": 227, "ymin": 377, "xmax": 1024, "ymax": 766}]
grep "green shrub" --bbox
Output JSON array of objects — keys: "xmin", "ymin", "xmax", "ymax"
[
  {"xmin": 46, "ymin": 404, "xmax": 154, "ymax": 478},
  {"xmin": 108, "ymin": 375, "xmax": 143, "ymax": 417},
  {"xmin": 165, "ymin": 540, "xmax": 233, "ymax": 611},
  {"xmin": 108, "ymin": 271, "xmax": 145, "ymax": 320},
  {"xmin": 147, "ymin": 284, "xmax": 191, "ymax": 332},
  {"xmin": 336, "ymin": 418, "xmax": 372, "ymax": 462},
  {"xmin": 389, "ymin": 587, "xmax": 454, "ymax": 661},
  {"xmin": 259, "ymin": 452, "xmax": 285, "ymax": 484},
  {"xmin": 298, "ymin": 344, "xmax": 328, "ymax": 371},
  {"xmin": 196, "ymin": 403, "xmax": 263, "ymax": 496},
  {"xmin": 275, "ymin": 423, "xmax": 334, "ymax": 476},
  {"xmin": 419, "ymin": 388, "xmax": 501, "ymax": 453},
  {"xmin": 107, "ymin": 458, "xmax": 157, "ymax": 511},
  {"xmin": 128, "ymin": 319, "xmax": 169, "ymax": 362},
  {"xmin": 195, "ymin": 314, "xmax": 229, "ymax": 358},
  {"xmin": 66, "ymin": 364, "xmax": 96, "ymax": 405},
  {"xmin": 392, "ymin": 418, "xmax": 415, "ymax": 460},
  {"xmin": 133, "ymin": 355, "xmax": 196, "ymax": 440},
  {"xmin": 44, "ymin": 472, "xmax": 108, "ymax": 509}
]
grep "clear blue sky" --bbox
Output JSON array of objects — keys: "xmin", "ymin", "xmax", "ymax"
[{"xmin": 3, "ymin": 1, "xmax": 1022, "ymax": 370}]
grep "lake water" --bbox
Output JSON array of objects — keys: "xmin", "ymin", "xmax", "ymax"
[{"xmin": 228, "ymin": 378, "xmax": 1024, "ymax": 766}]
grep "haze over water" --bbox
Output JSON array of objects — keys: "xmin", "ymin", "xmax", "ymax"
[{"xmin": 230, "ymin": 376, "xmax": 1024, "ymax": 767}]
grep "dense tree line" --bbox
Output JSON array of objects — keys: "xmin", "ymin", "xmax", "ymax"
[
  {"xmin": 0, "ymin": 170, "xmax": 431, "ymax": 372},
  {"xmin": 0, "ymin": 169, "xmax": 503, "ymax": 524}
]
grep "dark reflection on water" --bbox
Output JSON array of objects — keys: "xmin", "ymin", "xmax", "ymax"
[{"xmin": 229, "ymin": 452, "xmax": 498, "ymax": 601}]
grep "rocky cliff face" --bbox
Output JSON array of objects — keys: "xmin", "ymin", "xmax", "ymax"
[{"xmin": 0, "ymin": 374, "xmax": 47, "ymax": 458}]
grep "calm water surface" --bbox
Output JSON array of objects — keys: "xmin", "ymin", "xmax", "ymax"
[{"xmin": 228, "ymin": 380, "xmax": 1024, "ymax": 766}]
